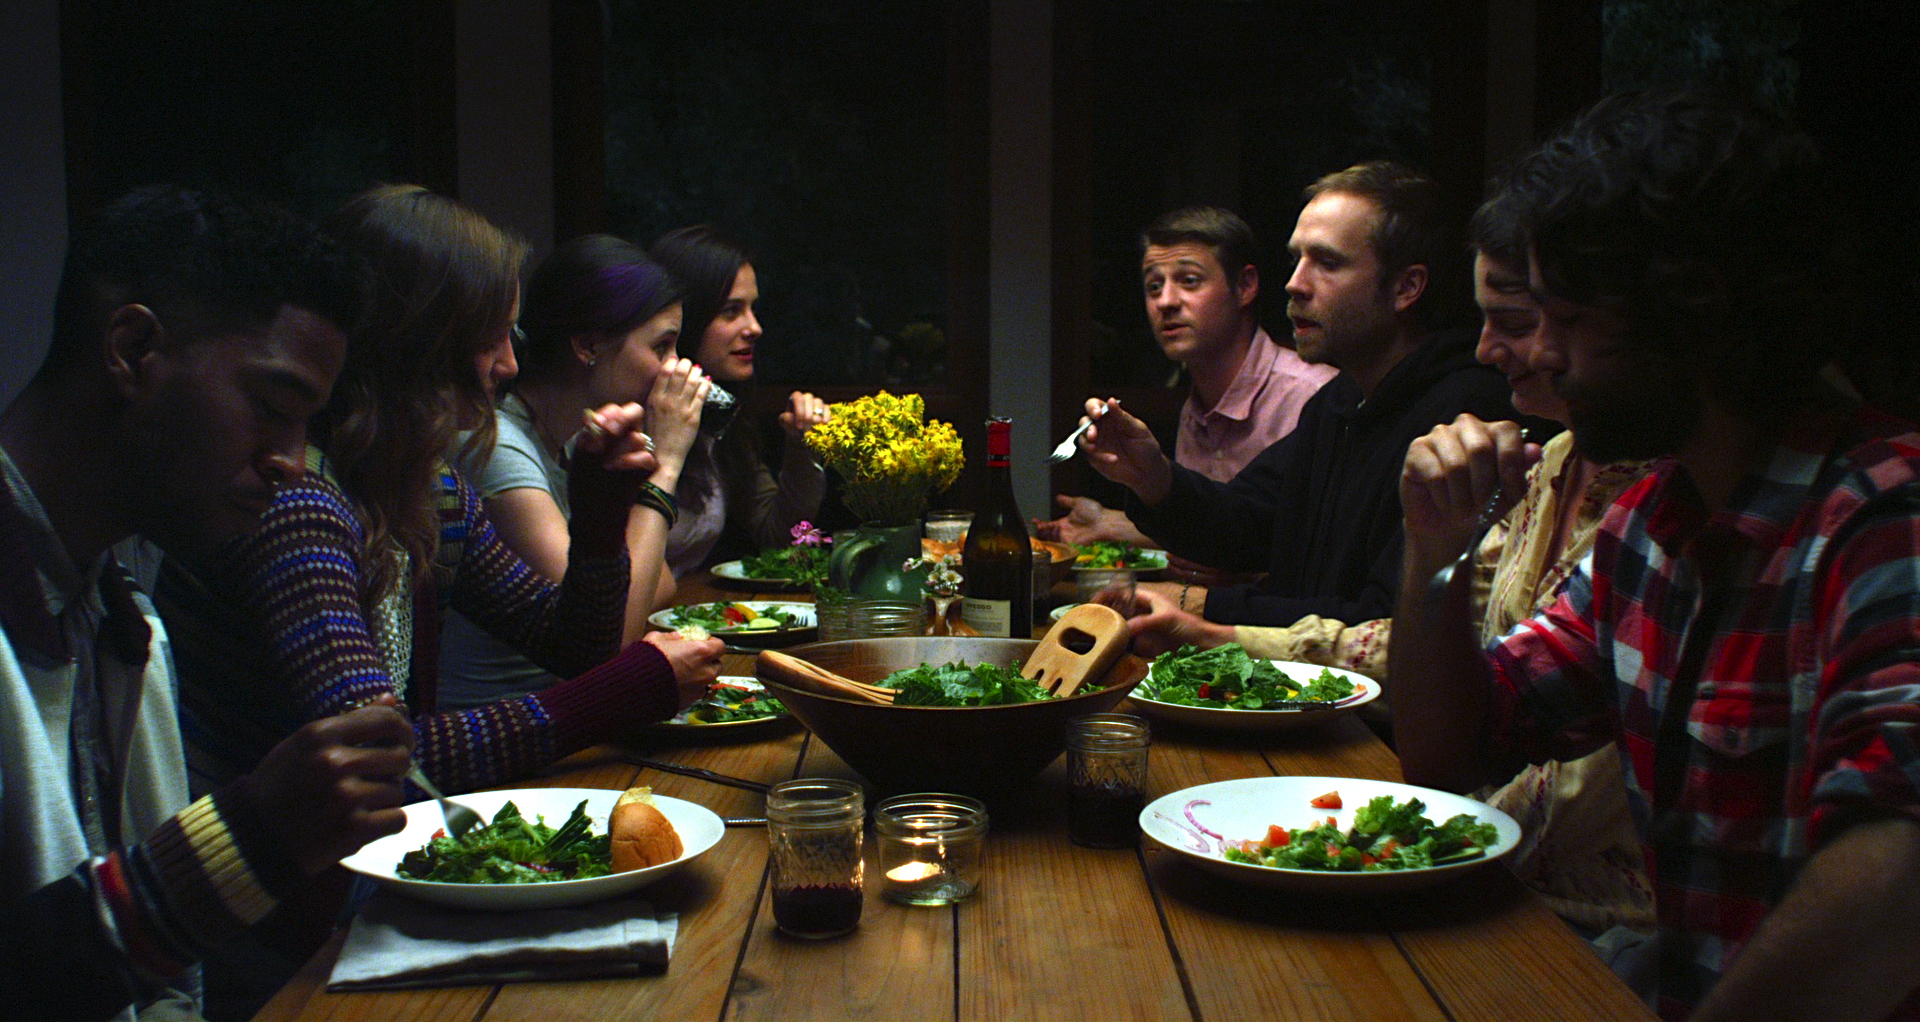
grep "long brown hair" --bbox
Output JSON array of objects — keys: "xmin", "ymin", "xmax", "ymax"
[{"xmin": 319, "ymin": 183, "xmax": 526, "ymax": 604}]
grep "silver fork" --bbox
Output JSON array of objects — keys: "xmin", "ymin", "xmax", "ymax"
[
  {"xmin": 1049, "ymin": 401, "xmax": 1108, "ymax": 463},
  {"xmin": 1425, "ymin": 484, "xmax": 1507, "ymax": 603},
  {"xmin": 406, "ymin": 763, "xmax": 483, "ymax": 840}
]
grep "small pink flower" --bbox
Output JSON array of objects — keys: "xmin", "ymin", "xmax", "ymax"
[{"xmin": 791, "ymin": 521, "xmax": 830, "ymax": 547}]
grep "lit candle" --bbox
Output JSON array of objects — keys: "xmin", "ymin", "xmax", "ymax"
[
  {"xmin": 885, "ymin": 860, "xmax": 945, "ymax": 884},
  {"xmin": 875, "ymin": 794, "xmax": 986, "ymax": 905}
]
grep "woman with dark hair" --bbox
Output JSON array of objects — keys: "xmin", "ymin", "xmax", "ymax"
[
  {"xmin": 649, "ymin": 225, "xmax": 830, "ymax": 573},
  {"xmin": 160, "ymin": 185, "xmax": 721, "ymax": 801},
  {"xmin": 439, "ymin": 233, "xmax": 712, "ymax": 708}
]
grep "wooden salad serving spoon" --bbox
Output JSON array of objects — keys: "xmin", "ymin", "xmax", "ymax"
[{"xmin": 755, "ymin": 602, "xmax": 1129, "ymax": 704}]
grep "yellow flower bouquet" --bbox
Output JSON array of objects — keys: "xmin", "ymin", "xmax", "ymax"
[{"xmin": 805, "ymin": 391, "xmax": 964, "ymax": 525}]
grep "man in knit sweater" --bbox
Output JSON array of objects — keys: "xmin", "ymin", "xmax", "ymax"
[{"xmin": 1, "ymin": 186, "xmax": 415, "ymax": 1021}]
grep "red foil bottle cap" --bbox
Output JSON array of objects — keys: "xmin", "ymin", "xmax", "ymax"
[{"xmin": 986, "ymin": 417, "xmax": 1012, "ymax": 458}]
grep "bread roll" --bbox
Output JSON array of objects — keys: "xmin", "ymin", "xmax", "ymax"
[{"xmin": 610, "ymin": 786, "xmax": 683, "ymax": 872}]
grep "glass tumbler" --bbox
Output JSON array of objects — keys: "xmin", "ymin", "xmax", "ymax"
[
  {"xmin": 923, "ymin": 509, "xmax": 973, "ymax": 545},
  {"xmin": 1066, "ymin": 713, "xmax": 1150, "ymax": 848},
  {"xmin": 875, "ymin": 793, "xmax": 987, "ymax": 905},
  {"xmin": 766, "ymin": 779, "xmax": 866, "ymax": 938},
  {"xmin": 1076, "ymin": 567, "xmax": 1138, "ymax": 617}
]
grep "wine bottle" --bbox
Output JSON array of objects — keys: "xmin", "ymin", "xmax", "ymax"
[{"xmin": 961, "ymin": 417, "xmax": 1033, "ymax": 637}]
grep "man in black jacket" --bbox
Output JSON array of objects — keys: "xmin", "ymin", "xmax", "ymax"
[{"xmin": 1078, "ymin": 161, "xmax": 1525, "ymax": 650}]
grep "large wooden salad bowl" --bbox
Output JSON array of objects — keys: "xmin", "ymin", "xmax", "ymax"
[{"xmin": 757, "ymin": 637, "xmax": 1146, "ymax": 798}]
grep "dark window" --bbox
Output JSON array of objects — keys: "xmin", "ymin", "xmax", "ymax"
[
  {"xmin": 65, "ymin": 0, "xmax": 420, "ymax": 222},
  {"xmin": 1079, "ymin": 1, "xmax": 1433, "ymax": 392},
  {"xmin": 603, "ymin": 0, "xmax": 951, "ymax": 390}
]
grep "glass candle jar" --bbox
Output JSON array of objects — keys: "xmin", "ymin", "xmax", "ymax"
[
  {"xmin": 766, "ymin": 778, "xmax": 866, "ymax": 938},
  {"xmin": 874, "ymin": 793, "xmax": 988, "ymax": 905},
  {"xmin": 1075, "ymin": 566, "xmax": 1137, "ymax": 615},
  {"xmin": 923, "ymin": 509, "xmax": 973, "ymax": 544},
  {"xmin": 1066, "ymin": 713, "xmax": 1150, "ymax": 848}
]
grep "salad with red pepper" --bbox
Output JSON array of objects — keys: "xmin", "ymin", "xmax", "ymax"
[{"xmin": 1224, "ymin": 793, "xmax": 1499, "ymax": 872}]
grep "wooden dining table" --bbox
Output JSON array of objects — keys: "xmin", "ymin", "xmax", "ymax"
[{"xmin": 254, "ymin": 572, "xmax": 1656, "ymax": 1022}]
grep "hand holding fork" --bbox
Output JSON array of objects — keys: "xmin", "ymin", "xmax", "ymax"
[
  {"xmin": 1050, "ymin": 400, "xmax": 1109, "ymax": 463},
  {"xmin": 1400, "ymin": 415, "xmax": 1541, "ymax": 603}
]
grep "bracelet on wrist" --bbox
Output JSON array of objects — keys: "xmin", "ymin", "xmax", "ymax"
[
  {"xmin": 1179, "ymin": 582, "xmax": 1192, "ymax": 613},
  {"xmin": 635, "ymin": 480, "xmax": 680, "ymax": 528}
]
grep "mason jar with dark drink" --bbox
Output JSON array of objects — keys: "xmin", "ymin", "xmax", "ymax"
[{"xmin": 766, "ymin": 778, "xmax": 866, "ymax": 938}]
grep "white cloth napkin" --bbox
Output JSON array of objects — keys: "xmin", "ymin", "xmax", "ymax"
[{"xmin": 328, "ymin": 892, "xmax": 678, "ymax": 991}]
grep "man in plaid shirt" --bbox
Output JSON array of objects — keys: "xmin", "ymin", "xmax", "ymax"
[{"xmin": 1390, "ymin": 91, "xmax": 1920, "ymax": 1021}]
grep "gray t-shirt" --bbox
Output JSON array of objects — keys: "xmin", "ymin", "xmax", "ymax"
[{"xmin": 438, "ymin": 394, "xmax": 568, "ymax": 708}]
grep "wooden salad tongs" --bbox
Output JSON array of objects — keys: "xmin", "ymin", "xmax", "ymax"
[
  {"xmin": 756, "ymin": 649, "xmax": 898, "ymax": 705},
  {"xmin": 1021, "ymin": 602, "xmax": 1129, "ymax": 698},
  {"xmin": 757, "ymin": 602, "xmax": 1129, "ymax": 705}
]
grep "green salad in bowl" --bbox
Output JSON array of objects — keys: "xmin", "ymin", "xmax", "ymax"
[{"xmin": 882, "ymin": 660, "xmax": 1067, "ymax": 706}]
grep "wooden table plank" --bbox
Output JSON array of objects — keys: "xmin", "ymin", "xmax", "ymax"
[
  {"xmin": 1389, "ymin": 874, "xmax": 1657, "ymax": 1022},
  {"xmin": 723, "ymin": 733, "xmax": 955, "ymax": 1021},
  {"xmin": 481, "ymin": 735, "xmax": 793, "ymax": 1022},
  {"xmin": 962, "ymin": 765, "xmax": 1192, "ymax": 1022}
]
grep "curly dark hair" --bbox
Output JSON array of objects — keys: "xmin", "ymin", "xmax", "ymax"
[
  {"xmin": 47, "ymin": 184, "xmax": 368, "ymax": 384},
  {"xmin": 1494, "ymin": 89, "xmax": 1856, "ymax": 416}
]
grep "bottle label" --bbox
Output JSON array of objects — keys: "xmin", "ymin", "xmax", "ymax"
[{"xmin": 961, "ymin": 597, "xmax": 1013, "ymax": 638}]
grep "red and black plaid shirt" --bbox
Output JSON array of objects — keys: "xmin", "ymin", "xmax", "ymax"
[{"xmin": 1485, "ymin": 406, "xmax": 1920, "ymax": 1020}]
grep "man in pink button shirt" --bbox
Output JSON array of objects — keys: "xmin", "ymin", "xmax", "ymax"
[{"xmin": 1039, "ymin": 206, "xmax": 1336, "ymax": 549}]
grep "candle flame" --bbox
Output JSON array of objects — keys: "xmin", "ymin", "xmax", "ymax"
[{"xmin": 886, "ymin": 860, "xmax": 944, "ymax": 883}]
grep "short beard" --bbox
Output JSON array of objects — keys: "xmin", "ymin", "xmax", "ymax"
[{"xmin": 1558, "ymin": 361, "xmax": 1699, "ymax": 462}]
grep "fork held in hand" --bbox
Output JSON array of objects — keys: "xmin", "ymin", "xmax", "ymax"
[
  {"xmin": 406, "ymin": 763, "xmax": 483, "ymax": 840},
  {"xmin": 1425, "ymin": 484, "xmax": 1507, "ymax": 603},
  {"xmin": 1049, "ymin": 401, "xmax": 1109, "ymax": 463}
]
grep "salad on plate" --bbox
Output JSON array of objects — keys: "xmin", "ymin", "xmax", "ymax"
[
  {"xmin": 657, "ymin": 601, "xmax": 811, "ymax": 635},
  {"xmin": 1224, "ymin": 792, "xmax": 1500, "ymax": 872},
  {"xmin": 397, "ymin": 799, "xmax": 610, "ymax": 884},
  {"xmin": 669, "ymin": 677, "xmax": 790, "ymax": 726},
  {"xmin": 1144, "ymin": 643, "xmax": 1358, "ymax": 709},
  {"xmin": 1071, "ymin": 541, "xmax": 1168, "ymax": 571}
]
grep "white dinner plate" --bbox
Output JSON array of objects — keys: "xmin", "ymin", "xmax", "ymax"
[
  {"xmin": 655, "ymin": 676, "xmax": 794, "ymax": 732},
  {"xmin": 650, "ymin": 601, "xmax": 818, "ymax": 647},
  {"xmin": 709, "ymin": 560, "xmax": 808, "ymax": 591},
  {"xmin": 1140, "ymin": 776, "xmax": 1520, "ymax": 894},
  {"xmin": 1128, "ymin": 660, "xmax": 1380, "ymax": 733},
  {"xmin": 340, "ymin": 788, "xmax": 723, "ymax": 910}
]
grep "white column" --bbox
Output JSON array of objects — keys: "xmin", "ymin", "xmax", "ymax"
[{"xmin": 988, "ymin": 0, "xmax": 1053, "ymax": 520}]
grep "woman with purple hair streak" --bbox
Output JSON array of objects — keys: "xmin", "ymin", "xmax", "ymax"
[{"xmin": 438, "ymin": 233, "xmax": 721, "ymax": 708}]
